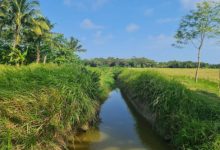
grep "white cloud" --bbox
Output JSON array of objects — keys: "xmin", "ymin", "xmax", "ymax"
[
  {"xmin": 64, "ymin": 0, "xmax": 71, "ymax": 5},
  {"xmin": 93, "ymin": 30, "xmax": 113, "ymax": 45},
  {"xmin": 126, "ymin": 23, "xmax": 140, "ymax": 33},
  {"xmin": 147, "ymin": 34, "xmax": 173, "ymax": 41},
  {"xmin": 156, "ymin": 18, "xmax": 179, "ymax": 24},
  {"xmin": 180, "ymin": 0, "xmax": 200, "ymax": 9},
  {"xmin": 63, "ymin": 0, "xmax": 110, "ymax": 10},
  {"xmin": 144, "ymin": 8, "xmax": 154, "ymax": 16},
  {"xmin": 92, "ymin": 0, "xmax": 109, "ymax": 9},
  {"xmin": 81, "ymin": 19, "xmax": 104, "ymax": 29}
]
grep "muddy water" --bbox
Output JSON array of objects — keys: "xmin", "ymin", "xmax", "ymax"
[{"xmin": 75, "ymin": 89, "xmax": 170, "ymax": 150}]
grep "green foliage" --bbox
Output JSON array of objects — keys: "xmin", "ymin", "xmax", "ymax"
[
  {"xmin": 88, "ymin": 67, "xmax": 117, "ymax": 100},
  {"xmin": 173, "ymin": 1, "xmax": 220, "ymax": 82},
  {"xmin": 118, "ymin": 69, "xmax": 220, "ymax": 150},
  {"xmin": 0, "ymin": 0, "xmax": 85, "ymax": 65},
  {"xmin": 174, "ymin": 1, "xmax": 220, "ymax": 48},
  {"xmin": 0, "ymin": 64, "xmax": 111, "ymax": 149},
  {"xmin": 83, "ymin": 57, "xmax": 220, "ymax": 68},
  {"xmin": 48, "ymin": 34, "xmax": 84, "ymax": 64}
]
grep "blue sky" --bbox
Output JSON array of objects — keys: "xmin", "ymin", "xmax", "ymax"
[{"xmin": 39, "ymin": 0, "xmax": 220, "ymax": 63}]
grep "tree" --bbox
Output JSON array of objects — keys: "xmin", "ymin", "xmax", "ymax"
[
  {"xmin": 30, "ymin": 17, "xmax": 51, "ymax": 63},
  {"xmin": 7, "ymin": 0, "xmax": 41, "ymax": 65},
  {"xmin": 0, "ymin": 0, "xmax": 84, "ymax": 65},
  {"xmin": 48, "ymin": 34, "xmax": 83, "ymax": 64},
  {"xmin": 68, "ymin": 37, "xmax": 86, "ymax": 53},
  {"xmin": 173, "ymin": 1, "xmax": 220, "ymax": 82},
  {"xmin": 0, "ymin": 0, "xmax": 9, "ymax": 37}
]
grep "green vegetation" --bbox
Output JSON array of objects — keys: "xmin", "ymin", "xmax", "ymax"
[
  {"xmin": 0, "ymin": 0, "xmax": 84, "ymax": 65},
  {"xmin": 133, "ymin": 68, "xmax": 219, "ymax": 95},
  {"xmin": 118, "ymin": 69, "xmax": 220, "ymax": 150},
  {"xmin": 174, "ymin": 1, "xmax": 220, "ymax": 82},
  {"xmin": 84, "ymin": 57, "xmax": 220, "ymax": 68},
  {"xmin": 88, "ymin": 67, "xmax": 116, "ymax": 100},
  {"xmin": 0, "ymin": 64, "xmax": 114, "ymax": 149},
  {"xmin": 0, "ymin": 0, "xmax": 220, "ymax": 149}
]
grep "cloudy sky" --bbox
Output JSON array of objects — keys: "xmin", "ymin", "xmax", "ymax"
[{"xmin": 39, "ymin": 0, "xmax": 220, "ymax": 63}]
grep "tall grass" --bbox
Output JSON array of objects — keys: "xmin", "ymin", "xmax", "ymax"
[
  {"xmin": 0, "ymin": 64, "xmax": 111, "ymax": 149},
  {"xmin": 88, "ymin": 67, "xmax": 117, "ymax": 101},
  {"xmin": 118, "ymin": 69, "xmax": 220, "ymax": 150}
]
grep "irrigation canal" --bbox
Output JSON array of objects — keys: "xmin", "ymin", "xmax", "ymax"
[{"xmin": 75, "ymin": 89, "xmax": 171, "ymax": 150}]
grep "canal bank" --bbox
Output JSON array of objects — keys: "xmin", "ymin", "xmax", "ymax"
[{"xmin": 117, "ymin": 69, "xmax": 220, "ymax": 150}]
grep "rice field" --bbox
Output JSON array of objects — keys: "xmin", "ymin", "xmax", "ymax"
[
  {"xmin": 131, "ymin": 68, "xmax": 220, "ymax": 97},
  {"xmin": 145, "ymin": 68, "xmax": 219, "ymax": 82}
]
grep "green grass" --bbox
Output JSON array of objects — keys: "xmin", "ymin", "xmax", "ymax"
[
  {"xmin": 0, "ymin": 64, "xmax": 113, "ymax": 149},
  {"xmin": 118, "ymin": 69, "xmax": 220, "ymax": 150},
  {"xmin": 1, "ymin": 65, "xmax": 218, "ymax": 149},
  {"xmin": 132, "ymin": 68, "xmax": 220, "ymax": 97},
  {"xmin": 143, "ymin": 68, "xmax": 219, "ymax": 82},
  {"xmin": 88, "ymin": 67, "xmax": 116, "ymax": 101}
]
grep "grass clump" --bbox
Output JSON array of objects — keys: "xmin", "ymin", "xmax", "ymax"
[
  {"xmin": 118, "ymin": 69, "xmax": 220, "ymax": 150},
  {"xmin": 0, "ymin": 64, "xmax": 108, "ymax": 149},
  {"xmin": 88, "ymin": 67, "xmax": 117, "ymax": 100}
]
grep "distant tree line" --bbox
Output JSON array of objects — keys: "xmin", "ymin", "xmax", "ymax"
[
  {"xmin": 0, "ymin": 0, "xmax": 85, "ymax": 66},
  {"xmin": 83, "ymin": 57, "xmax": 220, "ymax": 68}
]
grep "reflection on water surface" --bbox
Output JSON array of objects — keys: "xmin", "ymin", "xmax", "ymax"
[{"xmin": 75, "ymin": 89, "xmax": 170, "ymax": 150}]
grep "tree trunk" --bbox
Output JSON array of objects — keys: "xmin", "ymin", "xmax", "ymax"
[
  {"xmin": 13, "ymin": 25, "xmax": 19, "ymax": 50},
  {"xmin": 195, "ymin": 34, "xmax": 205, "ymax": 83},
  {"xmin": 0, "ymin": 25, "xmax": 3, "ymax": 38},
  {"xmin": 195, "ymin": 48, "xmax": 201, "ymax": 83},
  {"xmin": 36, "ymin": 43, "xmax": 40, "ymax": 64},
  {"xmin": 219, "ymin": 69, "xmax": 220, "ymax": 95},
  {"xmin": 43, "ymin": 55, "xmax": 47, "ymax": 64}
]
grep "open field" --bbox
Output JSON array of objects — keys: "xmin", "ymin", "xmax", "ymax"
[
  {"xmin": 130, "ymin": 68, "xmax": 220, "ymax": 97},
  {"xmin": 144, "ymin": 68, "xmax": 219, "ymax": 82}
]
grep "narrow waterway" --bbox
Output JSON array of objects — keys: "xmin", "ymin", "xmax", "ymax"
[{"xmin": 75, "ymin": 89, "xmax": 170, "ymax": 150}]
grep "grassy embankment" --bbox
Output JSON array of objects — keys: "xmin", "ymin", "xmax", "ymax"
[
  {"xmin": 88, "ymin": 67, "xmax": 116, "ymax": 101},
  {"xmin": 118, "ymin": 68, "xmax": 220, "ymax": 150},
  {"xmin": 0, "ymin": 64, "xmax": 114, "ymax": 149}
]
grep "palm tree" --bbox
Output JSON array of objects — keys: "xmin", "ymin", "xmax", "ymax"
[
  {"xmin": 0, "ymin": 0, "xmax": 10, "ymax": 37},
  {"xmin": 9, "ymin": 0, "xmax": 40, "ymax": 48},
  {"xmin": 68, "ymin": 37, "xmax": 86, "ymax": 52},
  {"xmin": 30, "ymin": 17, "xmax": 51, "ymax": 63},
  {"xmin": 6, "ymin": 0, "xmax": 41, "ymax": 65}
]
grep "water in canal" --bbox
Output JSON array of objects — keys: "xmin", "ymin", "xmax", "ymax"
[{"xmin": 75, "ymin": 89, "xmax": 170, "ymax": 150}]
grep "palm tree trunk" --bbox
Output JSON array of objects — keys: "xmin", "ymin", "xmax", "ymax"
[
  {"xmin": 43, "ymin": 55, "xmax": 47, "ymax": 64},
  {"xmin": 12, "ymin": 25, "xmax": 20, "ymax": 66},
  {"xmin": 13, "ymin": 25, "xmax": 19, "ymax": 50},
  {"xmin": 36, "ymin": 42, "xmax": 40, "ymax": 64},
  {"xmin": 195, "ymin": 48, "xmax": 201, "ymax": 83}
]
